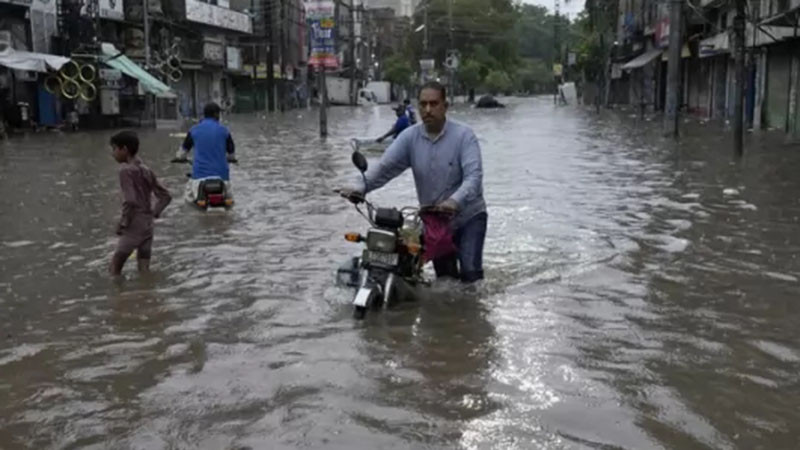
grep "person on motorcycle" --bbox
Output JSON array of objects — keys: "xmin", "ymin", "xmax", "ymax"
[
  {"xmin": 376, "ymin": 104, "xmax": 411, "ymax": 144},
  {"xmin": 174, "ymin": 103, "xmax": 237, "ymax": 202},
  {"xmin": 404, "ymin": 99, "xmax": 417, "ymax": 124},
  {"xmin": 342, "ymin": 81, "xmax": 487, "ymax": 283}
]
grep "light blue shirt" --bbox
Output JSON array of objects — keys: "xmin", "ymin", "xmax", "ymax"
[{"xmin": 357, "ymin": 119, "xmax": 486, "ymax": 228}]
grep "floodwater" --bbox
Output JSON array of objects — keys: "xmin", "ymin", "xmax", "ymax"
[{"xmin": 1, "ymin": 98, "xmax": 800, "ymax": 449}]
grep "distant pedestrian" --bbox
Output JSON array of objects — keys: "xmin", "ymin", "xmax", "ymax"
[
  {"xmin": 109, "ymin": 131, "xmax": 172, "ymax": 276},
  {"xmin": 376, "ymin": 104, "xmax": 411, "ymax": 143},
  {"xmin": 404, "ymin": 98, "xmax": 417, "ymax": 124}
]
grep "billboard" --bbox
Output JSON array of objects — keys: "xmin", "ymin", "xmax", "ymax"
[{"xmin": 306, "ymin": 0, "xmax": 337, "ymax": 68}]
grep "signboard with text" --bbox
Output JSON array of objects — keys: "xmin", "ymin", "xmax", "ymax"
[
  {"xmin": 80, "ymin": 0, "xmax": 124, "ymax": 21},
  {"xmin": 226, "ymin": 46, "xmax": 242, "ymax": 70},
  {"xmin": 186, "ymin": 0, "xmax": 252, "ymax": 34},
  {"xmin": 306, "ymin": 0, "xmax": 337, "ymax": 69}
]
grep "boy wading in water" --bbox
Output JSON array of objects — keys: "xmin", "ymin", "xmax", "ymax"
[{"xmin": 110, "ymin": 131, "xmax": 172, "ymax": 276}]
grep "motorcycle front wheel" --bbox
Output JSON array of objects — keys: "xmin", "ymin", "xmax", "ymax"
[
  {"xmin": 353, "ymin": 305, "xmax": 367, "ymax": 319},
  {"xmin": 353, "ymin": 288, "xmax": 380, "ymax": 320}
]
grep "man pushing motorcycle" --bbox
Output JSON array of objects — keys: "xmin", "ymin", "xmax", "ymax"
[
  {"xmin": 340, "ymin": 81, "xmax": 487, "ymax": 283},
  {"xmin": 173, "ymin": 103, "xmax": 237, "ymax": 205}
]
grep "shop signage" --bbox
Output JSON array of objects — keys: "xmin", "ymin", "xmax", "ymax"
[
  {"xmin": 226, "ymin": 46, "xmax": 242, "ymax": 70},
  {"xmin": 203, "ymin": 40, "xmax": 225, "ymax": 65},
  {"xmin": 306, "ymin": 0, "xmax": 337, "ymax": 68},
  {"xmin": 80, "ymin": 0, "xmax": 125, "ymax": 21},
  {"xmin": 186, "ymin": 0, "xmax": 252, "ymax": 34}
]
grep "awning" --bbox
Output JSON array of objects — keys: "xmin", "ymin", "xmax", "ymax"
[
  {"xmin": 0, "ymin": 48, "xmax": 70, "ymax": 73},
  {"xmin": 99, "ymin": 43, "xmax": 174, "ymax": 98},
  {"xmin": 699, "ymin": 32, "xmax": 729, "ymax": 58},
  {"xmin": 621, "ymin": 49, "xmax": 664, "ymax": 70}
]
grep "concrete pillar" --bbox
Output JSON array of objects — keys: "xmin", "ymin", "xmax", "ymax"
[
  {"xmin": 788, "ymin": 52, "xmax": 800, "ymax": 138},
  {"xmin": 753, "ymin": 49, "xmax": 766, "ymax": 131},
  {"xmin": 192, "ymin": 70, "xmax": 198, "ymax": 118}
]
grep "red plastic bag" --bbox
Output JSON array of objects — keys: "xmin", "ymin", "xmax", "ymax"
[{"xmin": 421, "ymin": 212, "xmax": 457, "ymax": 262}]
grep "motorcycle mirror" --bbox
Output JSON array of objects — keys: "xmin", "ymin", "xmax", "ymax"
[{"xmin": 351, "ymin": 151, "xmax": 368, "ymax": 173}]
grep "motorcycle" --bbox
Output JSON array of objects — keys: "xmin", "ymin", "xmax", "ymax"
[
  {"xmin": 171, "ymin": 155, "xmax": 237, "ymax": 210},
  {"xmin": 336, "ymin": 150, "xmax": 427, "ymax": 319}
]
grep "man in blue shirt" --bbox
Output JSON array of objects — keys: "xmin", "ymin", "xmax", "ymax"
[
  {"xmin": 343, "ymin": 81, "xmax": 487, "ymax": 282},
  {"xmin": 176, "ymin": 103, "xmax": 236, "ymax": 179},
  {"xmin": 174, "ymin": 103, "xmax": 237, "ymax": 203},
  {"xmin": 376, "ymin": 104, "xmax": 411, "ymax": 143}
]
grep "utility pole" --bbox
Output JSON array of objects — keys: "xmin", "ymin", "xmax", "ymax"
[
  {"xmin": 349, "ymin": 0, "xmax": 356, "ymax": 106},
  {"xmin": 448, "ymin": 0, "xmax": 453, "ymax": 100},
  {"xmin": 266, "ymin": 0, "xmax": 275, "ymax": 112},
  {"xmin": 320, "ymin": 67, "xmax": 328, "ymax": 136},
  {"xmin": 598, "ymin": 31, "xmax": 605, "ymax": 111},
  {"xmin": 553, "ymin": 0, "xmax": 560, "ymax": 104},
  {"xmin": 423, "ymin": 0, "xmax": 428, "ymax": 54},
  {"xmin": 732, "ymin": 0, "xmax": 746, "ymax": 156},
  {"xmin": 663, "ymin": 0, "xmax": 683, "ymax": 137},
  {"xmin": 280, "ymin": 0, "xmax": 287, "ymax": 111},
  {"xmin": 143, "ymin": 0, "xmax": 154, "ymax": 125}
]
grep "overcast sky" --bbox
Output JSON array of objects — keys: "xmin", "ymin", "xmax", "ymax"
[{"xmin": 522, "ymin": 0, "xmax": 585, "ymax": 18}]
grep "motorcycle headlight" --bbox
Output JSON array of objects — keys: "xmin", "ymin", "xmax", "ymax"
[{"xmin": 366, "ymin": 229, "xmax": 397, "ymax": 253}]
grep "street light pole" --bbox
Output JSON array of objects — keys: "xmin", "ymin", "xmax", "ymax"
[
  {"xmin": 732, "ymin": 0, "xmax": 746, "ymax": 156},
  {"xmin": 423, "ymin": 0, "xmax": 428, "ymax": 54},
  {"xmin": 663, "ymin": 0, "xmax": 683, "ymax": 138},
  {"xmin": 320, "ymin": 66, "xmax": 328, "ymax": 136},
  {"xmin": 349, "ymin": 0, "xmax": 356, "ymax": 106},
  {"xmin": 143, "ymin": 0, "xmax": 154, "ymax": 126},
  {"xmin": 448, "ymin": 0, "xmax": 454, "ymax": 100}
]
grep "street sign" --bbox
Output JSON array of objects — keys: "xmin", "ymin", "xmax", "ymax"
[
  {"xmin": 568, "ymin": 52, "xmax": 576, "ymax": 66},
  {"xmin": 419, "ymin": 59, "xmax": 435, "ymax": 71},
  {"xmin": 445, "ymin": 50, "xmax": 459, "ymax": 70}
]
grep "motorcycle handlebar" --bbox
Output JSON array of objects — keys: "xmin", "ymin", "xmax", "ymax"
[{"xmin": 334, "ymin": 189, "xmax": 366, "ymax": 205}]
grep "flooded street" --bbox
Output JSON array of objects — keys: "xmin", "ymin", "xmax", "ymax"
[{"xmin": 2, "ymin": 97, "xmax": 800, "ymax": 449}]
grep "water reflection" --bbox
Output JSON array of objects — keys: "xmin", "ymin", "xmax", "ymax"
[{"xmin": 355, "ymin": 286, "xmax": 498, "ymax": 444}]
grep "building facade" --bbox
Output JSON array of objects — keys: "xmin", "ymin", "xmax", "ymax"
[
  {"xmin": 1, "ymin": 0, "xmax": 312, "ymax": 131},
  {"xmin": 609, "ymin": 0, "xmax": 800, "ymax": 137}
]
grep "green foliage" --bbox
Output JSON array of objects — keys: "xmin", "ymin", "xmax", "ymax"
[
  {"xmin": 515, "ymin": 59, "xmax": 553, "ymax": 93},
  {"xmin": 383, "ymin": 54, "xmax": 414, "ymax": 88},
  {"xmin": 385, "ymin": 0, "xmax": 587, "ymax": 89},
  {"xmin": 408, "ymin": 0, "xmax": 520, "ymax": 73},
  {"xmin": 484, "ymin": 70, "xmax": 513, "ymax": 95},
  {"xmin": 573, "ymin": 1, "xmax": 618, "ymax": 82},
  {"xmin": 458, "ymin": 59, "xmax": 483, "ymax": 89}
]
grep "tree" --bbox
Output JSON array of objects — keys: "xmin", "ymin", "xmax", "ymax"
[
  {"xmin": 516, "ymin": 59, "xmax": 552, "ymax": 94},
  {"xmin": 458, "ymin": 59, "xmax": 483, "ymax": 102},
  {"xmin": 394, "ymin": 0, "xmax": 577, "ymax": 95},
  {"xmin": 574, "ymin": 0, "xmax": 618, "ymax": 107},
  {"xmin": 408, "ymin": 0, "xmax": 519, "ymax": 74},
  {"xmin": 383, "ymin": 54, "xmax": 414, "ymax": 90},
  {"xmin": 484, "ymin": 70, "xmax": 513, "ymax": 95},
  {"xmin": 515, "ymin": 4, "xmax": 554, "ymax": 61}
]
